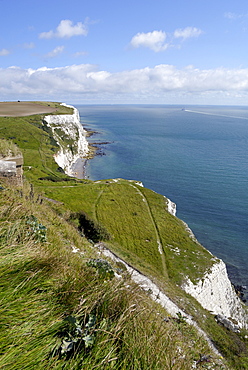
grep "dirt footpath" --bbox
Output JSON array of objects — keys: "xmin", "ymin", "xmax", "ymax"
[{"xmin": 0, "ymin": 102, "xmax": 58, "ymax": 117}]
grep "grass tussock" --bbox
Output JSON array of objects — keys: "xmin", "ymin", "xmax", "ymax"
[
  {"xmin": 0, "ymin": 138, "xmax": 21, "ymax": 158},
  {"xmin": 0, "ymin": 185, "xmax": 226, "ymax": 369}
]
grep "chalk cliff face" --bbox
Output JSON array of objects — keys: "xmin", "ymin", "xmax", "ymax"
[
  {"xmin": 43, "ymin": 104, "xmax": 89, "ymax": 176},
  {"xmin": 183, "ymin": 259, "xmax": 247, "ymax": 329},
  {"xmin": 168, "ymin": 201, "xmax": 247, "ymax": 329},
  {"xmin": 166, "ymin": 198, "xmax": 176, "ymax": 216}
]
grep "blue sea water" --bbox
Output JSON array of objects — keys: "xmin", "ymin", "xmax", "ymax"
[{"xmin": 76, "ymin": 104, "xmax": 248, "ymax": 294}]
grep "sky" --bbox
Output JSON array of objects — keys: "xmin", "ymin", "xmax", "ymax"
[{"xmin": 1, "ymin": 0, "xmax": 248, "ymax": 105}]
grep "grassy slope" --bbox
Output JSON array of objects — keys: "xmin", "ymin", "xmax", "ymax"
[
  {"xmin": 42, "ymin": 180, "xmax": 215, "ymax": 287},
  {"xmin": 1, "ymin": 185, "xmax": 226, "ymax": 369},
  {"xmin": 0, "ymin": 102, "xmax": 247, "ymax": 368}
]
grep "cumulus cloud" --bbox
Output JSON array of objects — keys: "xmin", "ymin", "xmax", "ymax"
[
  {"xmin": 45, "ymin": 46, "xmax": 65, "ymax": 58},
  {"xmin": 173, "ymin": 27, "xmax": 203, "ymax": 40},
  {"xmin": 0, "ymin": 48, "xmax": 10, "ymax": 56},
  {"xmin": 39, "ymin": 19, "xmax": 88, "ymax": 39},
  {"xmin": 130, "ymin": 27, "xmax": 203, "ymax": 52},
  {"xmin": 1, "ymin": 64, "xmax": 248, "ymax": 103},
  {"xmin": 130, "ymin": 30, "xmax": 168, "ymax": 52}
]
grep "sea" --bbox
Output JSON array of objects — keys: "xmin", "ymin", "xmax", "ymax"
[{"xmin": 76, "ymin": 104, "xmax": 248, "ymax": 300}]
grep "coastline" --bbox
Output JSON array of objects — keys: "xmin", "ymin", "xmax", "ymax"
[
  {"xmin": 71, "ymin": 158, "xmax": 88, "ymax": 179},
  {"xmin": 44, "ymin": 103, "xmax": 90, "ymax": 178},
  {"xmin": 75, "ymin": 105, "xmax": 248, "ymax": 303},
  {"xmin": 72, "ymin": 105, "xmax": 248, "ymax": 307},
  {"xmin": 77, "ymin": 131, "xmax": 113, "ymax": 179}
]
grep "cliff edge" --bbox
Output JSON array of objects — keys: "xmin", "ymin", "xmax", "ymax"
[
  {"xmin": 183, "ymin": 259, "xmax": 247, "ymax": 330},
  {"xmin": 43, "ymin": 103, "xmax": 89, "ymax": 176},
  {"xmin": 169, "ymin": 207, "xmax": 247, "ymax": 330}
]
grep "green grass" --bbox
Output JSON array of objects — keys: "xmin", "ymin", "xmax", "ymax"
[
  {"xmin": 30, "ymin": 101, "xmax": 74, "ymax": 115},
  {"xmin": 0, "ymin": 186, "xmax": 224, "ymax": 369},
  {"xmin": 42, "ymin": 179, "xmax": 215, "ymax": 286},
  {"xmin": 138, "ymin": 185, "xmax": 215, "ymax": 283},
  {"xmin": 0, "ymin": 138, "xmax": 21, "ymax": 158}
]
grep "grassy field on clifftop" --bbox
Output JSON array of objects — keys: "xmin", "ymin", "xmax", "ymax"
[{"xmin": 0, "ymin": 102, "xmax": 247, "ymax": 369}]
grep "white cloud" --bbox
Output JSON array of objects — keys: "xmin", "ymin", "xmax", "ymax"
[
  {"xmin": 23, "ymin": 42, "xmax": 35, "ymax": 49},
  {"xmin": 224, "ymin": 12, "xmax": 248, "ymax": 20},
  {"xmin": 39, "ymin": 19, "xmax": 88, "ymax": 39},
  {"xmin": 174, "ymin": 27, "xmax": 203, "ymax": 40},
  {"xmin": 1, "ymin": 64, "xmax": 248, "ymax": 104},
  {"xmin": 130, "ymin": 31, "xmax": 168, "ymax": 52},
  {"xmin": 45, "ymin": 46, "xmax": 65, "ymax": 58},
  {"xmin": 224, "ymin": 12, "xmax": 239, "ymax": 20},
  {"xmin": 73, "ymin": 51, "xmax": 88, "ymax": 58},
  {"xmin": 0, "ymin": 48, "xmax": 10, "ymax": 56},
  {"xmin": 130, "ymin": 27, "xmax": 203, "ymax": 52}
]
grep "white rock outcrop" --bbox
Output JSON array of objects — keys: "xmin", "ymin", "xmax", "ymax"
[
  {"xmin": 166, "ymin": 197, "xmax": 247, "ymax": 329},
  {"xmin": 183, "ymin": 259, "xmax": 248, "ymax": 329},
  {"xmin": 43, "ymin": 103, "xmax": 89, "ymax": 176},
  {"xmin": 94, "ymin": 242, "xmax": 222, "ymax": 356},
  {"xmin": 166, "ymin": 197, "xmax": 176, "ymax": 216}
]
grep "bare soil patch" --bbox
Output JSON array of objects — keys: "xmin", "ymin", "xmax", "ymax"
[{"xmin": 0, "ymin": 102, "xmax": 58, "ymax": 117}]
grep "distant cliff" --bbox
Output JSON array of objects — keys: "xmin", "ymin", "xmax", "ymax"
[{"xmin": 43, "ymin": 103, "xmax": 89, "ymax": 176}]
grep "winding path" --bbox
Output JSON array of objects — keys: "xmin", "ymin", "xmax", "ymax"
[
  {"xmin": 129, "ymin": 183, "xmax": 168, "ymax": 278},
  {"xmin": 87, "ymin": 180, "xmax": 223, "ymax": 358},
  {"xmin": 94, "ymin": 241, "xmax": 222, "ymax": 358}
]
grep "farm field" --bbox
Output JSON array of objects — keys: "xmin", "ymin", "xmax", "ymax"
[{"xmin": 0, "ymin": 101, "xmax": 59, "ymax": 116}]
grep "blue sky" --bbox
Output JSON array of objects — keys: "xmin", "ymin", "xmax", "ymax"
[{"xmin": 1, "ymin": 0, "xmax": 248, "ymax": 104}]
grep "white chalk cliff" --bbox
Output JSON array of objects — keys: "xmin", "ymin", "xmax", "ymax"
[
  {"xmin": 183, "ymin": 259, "xmax": 247, "ymax": 329},
  {"xmin": 166, "ymin": 198, "xmax": 177, "ymax": 216},
  {"xmin": 43, "ymin": 103, "xmax": 89, "ymax": 176},
  {"xmin": 166, "ymin": 203, "xmax": 248, "ymax": 329},
  {"xmin": 165, "ymin": 205, "xmax": 248, "ymax": 330}
]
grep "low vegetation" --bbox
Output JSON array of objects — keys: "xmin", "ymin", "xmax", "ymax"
[
  {"xmin": 0, "ymin": 185, "xmax": 225, "ymax": 369},
  {"xmin": 0, "ymin": 138, "xmax": 21, "ymax": 158},
  {"xmin": 43, "ymin": 179, "xmax": 214, "ymax": 286},
  {"xmin": 0, "ymin": 102, "xmax": 247, "ymax": 369}
]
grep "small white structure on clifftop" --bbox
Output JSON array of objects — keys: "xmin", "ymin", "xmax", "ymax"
[{"xmin": 0, "ymin": 154, "xmax": 23, "ymax": 185}]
